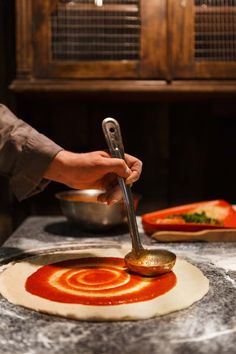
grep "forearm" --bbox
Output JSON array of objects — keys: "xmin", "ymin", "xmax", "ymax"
[{"xmin": 0, "ymin": 104, "xmax": 63, "ymax": 200}]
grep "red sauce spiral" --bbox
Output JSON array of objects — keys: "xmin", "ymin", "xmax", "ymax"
[{"xmin": 26, "ymin": 257, "xmax": 176, "ymax": 306}]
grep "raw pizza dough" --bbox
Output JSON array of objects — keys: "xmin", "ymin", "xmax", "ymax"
[{"xmin": 0, "ymin": 246, "xmax": 209, "ymax": 321}]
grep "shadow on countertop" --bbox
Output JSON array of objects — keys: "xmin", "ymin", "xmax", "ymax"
[
  {"xmin": 44, "ymin": 221, "xmax": 129, "ymax": 238},
  {"xmin": 0, "ymin": 246, "xmax": 42, "ymax": 265}
]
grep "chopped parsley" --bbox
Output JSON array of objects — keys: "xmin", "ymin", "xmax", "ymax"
[{"xmin": 167, "ymin": 211, "xmax": 220, "ymax": 225}]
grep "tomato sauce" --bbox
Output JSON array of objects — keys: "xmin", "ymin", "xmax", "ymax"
[
  {"xmin": 62, "ymin": 195, "xmax": 99, "ymax": 203},
  {"xmin": 25, "ymin": 257, "xmax": 176, "ymax": 306}
]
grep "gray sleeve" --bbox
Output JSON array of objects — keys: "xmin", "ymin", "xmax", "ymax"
[{"xmin": 0, "ymin": 104, "xmax": 63, "ymax": 201}]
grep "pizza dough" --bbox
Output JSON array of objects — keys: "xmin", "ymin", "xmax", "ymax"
[{"xmin": 0, "ymin": 246, "xmax": 209, "ymax": 321}]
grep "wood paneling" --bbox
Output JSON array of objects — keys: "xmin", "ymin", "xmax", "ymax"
[{"xmin": 16, "ymin": 0, "xmax": 33, "ymax": 78}]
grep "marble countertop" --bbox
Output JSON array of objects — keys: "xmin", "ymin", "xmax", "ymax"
[{"xmin": 0, "ymin": 216, "xmax": 236, "ymax": 354}]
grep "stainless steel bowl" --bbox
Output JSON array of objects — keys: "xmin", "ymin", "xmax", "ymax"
[{"xmin": 55, "ymin": 189, "xmax": 140, "ymax": 231}]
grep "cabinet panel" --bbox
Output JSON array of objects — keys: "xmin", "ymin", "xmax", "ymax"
[
  {"xmin": 31, "ymin": 0, "xmax": 167, "ymax": 79},
  {"xmin": 14, "ymin": 0, "xmax": 236, "ymax": 89},
  {"xmin": 170, "ymin": 0, "xmax": 236, "ymax": 78}
]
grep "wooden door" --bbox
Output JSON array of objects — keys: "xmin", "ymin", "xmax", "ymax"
[
  {"xmin": 169, "ymin": 0, "xmax": 236, "ymax": 78},
  {"xmin": 32, "ymin": 0, "xmax": 168, "ymax": 79}
]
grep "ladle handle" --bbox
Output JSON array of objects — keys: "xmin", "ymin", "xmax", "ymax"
[{"xmin": 102, "ymin": 117, "xmax": 143, "ymax": 254}]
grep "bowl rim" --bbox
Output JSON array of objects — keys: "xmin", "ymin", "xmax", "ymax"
[
  {"xmin": 55, "ymin": 189, "xmax": 105, "ymax": 201},
  {"xmin": 55, "ymin": 189, "xmax": 141, "ymax": 203}
]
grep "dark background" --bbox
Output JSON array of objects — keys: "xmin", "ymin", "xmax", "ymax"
[{"xmin": 0, "ymin": 1, "xmax": 236, "ymax": 240}]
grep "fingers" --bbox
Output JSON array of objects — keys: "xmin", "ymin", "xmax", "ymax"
[
  {"xmin": 100, "ymin": 157, "xmax": 132, "ymax": 179},
  {"xmin": 124, "ymin": 153, "xmax": 142, "ymax": 184},
  {"xmin": 98, "ymin": 171, "xmax": 122, "ymax": 205},
  {"xmin": 97, "ymin": 150, "xmax": 142, "ymax": 188},
  {"xmin": 97, "ymin": 185, "xmax": 123, "ymax": 205},
  {"xmin": 100, "ymin": 173, "xmax": 118, "ymax": 191}
]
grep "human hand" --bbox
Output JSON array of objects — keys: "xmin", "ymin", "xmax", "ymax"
[{"xmin": 44, "ymin": 150, "xmax": 142, "ymax": 204}]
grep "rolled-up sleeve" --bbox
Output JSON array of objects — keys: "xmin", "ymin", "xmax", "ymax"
[{"xmin": 0, "ymin": 104, "xmax": 63, "ymax": 201}]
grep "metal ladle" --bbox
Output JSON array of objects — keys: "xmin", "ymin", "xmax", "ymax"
[{"xmin": 102, "ymin": 118, "xmax": 176, "ymax": 276}]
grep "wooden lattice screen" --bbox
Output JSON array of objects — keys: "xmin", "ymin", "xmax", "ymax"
[
  {"xmin": 51, "ymin": 0, "xmax": 141, "ymax": 61},
  {"xmin": 195, "ymin": 0, "xmax": 236, "ymax": 61}
]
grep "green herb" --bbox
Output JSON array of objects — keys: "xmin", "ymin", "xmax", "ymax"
[{"xmin": 167, "ymin": 212, "xmax": 220, "ymax": 225}]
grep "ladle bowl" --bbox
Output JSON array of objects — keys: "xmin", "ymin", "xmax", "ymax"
[{"xmin": 125, "ymin": 249, "xmax": 176, "ymax": 276}]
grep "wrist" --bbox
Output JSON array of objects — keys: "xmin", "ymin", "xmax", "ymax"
[{"xmin": 44, "ymin": 150, "xmax": 68, "ymax": 183}]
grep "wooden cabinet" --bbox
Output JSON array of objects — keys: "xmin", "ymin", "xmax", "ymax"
[
  {"xmin": 13, "ymin": 0, "xmax": 236, "ymax": 91},
  {"xmin": 16, "ymin": 0, "xmax": 167, "ymax": 80},
  {"xmin": 170, "ymin": 0, "xmax": 236, "ymax": 79}
]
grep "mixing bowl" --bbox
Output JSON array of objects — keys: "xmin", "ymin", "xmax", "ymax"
[{"xmin": 55, "ymin": 189, "xmax": 140, "ymax": 231}]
